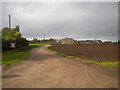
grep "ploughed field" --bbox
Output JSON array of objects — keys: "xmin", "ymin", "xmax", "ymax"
[{"xmin": 49, "ymin": 44, "xmax": 118, "ymax": 62}]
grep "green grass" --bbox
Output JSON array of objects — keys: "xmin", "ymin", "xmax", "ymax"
[
  {"xmin": 66, "ymin": 56, "xmax": 75, "ymax": 58},
  {"xmin": 47, "ymin": 47, "xmax": 120, "ymax": 67},
  {"xmin": 75, "ymin": 58, "xmax": 120, "ymax": 67},
  {"xmin": 96, "ymin": 62, "xmax": 120, "ymax": 67},
  {"xmin": 46, "ymin": 48, "xmax": 67, "ymax": 57},
  {"xmin": 82, "ymin": 59, "xmax": 96, "ymax": 63},
  {"xmin": 29, "ymin": 43, "xmax": 45, "ymax": 47},
  {"xmin": 2, "ymin": 43, "xmax": 44, "ymax": 69}
]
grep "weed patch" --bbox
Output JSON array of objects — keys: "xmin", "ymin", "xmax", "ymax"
[
  {"xmin": 66, "ymin": 56, "xmax": 75, "ymax": 58},
  {"xmin": 96, "ymin": 62, "xmax": 120, "ymax": 67}
]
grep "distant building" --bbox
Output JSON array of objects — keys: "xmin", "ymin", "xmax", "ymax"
[
  {"xmin": 60, "ymin": 37, "xmax": 77, "ymax": 44},
  {"xmin": 78, "ymin": 40, "xmax": 103, "ymax": 44},
  {"xmin": 103, "ymin": 41, "xmax": 112, "ymax": 44},
  {"xmin": 93, "ymin": 40, "xmax": 102, "ymax": 43}
]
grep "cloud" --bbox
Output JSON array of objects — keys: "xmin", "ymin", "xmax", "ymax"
[{"xmin": 2, "ymin": 2, "xmax": 118, "ymax": 41}]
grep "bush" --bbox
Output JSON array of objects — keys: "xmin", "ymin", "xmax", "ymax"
[
  {"xmin": 2, "ymin": 27, "xmax": 29, "ymax": 50},
  {"xmin": 16, "ymin": 38, "xmax": 29, "ymax": 48},
  {"xmin": 2, "ymin": 37, "xmax": 15, "ymax": 50},
  {"xmin": 2, "ymin": 38, "xmax": 29, "ymax": 50}
]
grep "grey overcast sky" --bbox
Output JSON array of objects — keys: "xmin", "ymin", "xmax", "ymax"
[{"xmin": 2, "ymin": 2, "xmax": 118, "ymax": 41}]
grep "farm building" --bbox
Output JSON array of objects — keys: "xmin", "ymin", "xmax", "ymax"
[{"xmin": 60, "ymin": 37, "xmax": 78, "ymax": 44}]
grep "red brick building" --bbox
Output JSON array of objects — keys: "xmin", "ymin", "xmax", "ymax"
[{"xmin": 60, "ymin": 37, "xmax": 77, "ymax": 44}]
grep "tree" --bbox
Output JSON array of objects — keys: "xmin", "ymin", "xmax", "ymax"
[
  {"xmin": 32, "ymin": 38, "xmax": 38, "ymax": 43},
  {"xmin": 15, "ymin": 25, "xmax": 20, "ymax": 31},
  {"xmin": 48, "ymin": 38, "xmax": 55, "ymax": 41},
  {"xmin": 2, "ymin": 27, "xmax": 11, "ymax": 38},
  {"xmin": 13, "ymin": 32, "xmax": 21, "ymax": 38},
  {"xmin": 2, "ymin": 26, "xmax": 21, "ymax": 39}
]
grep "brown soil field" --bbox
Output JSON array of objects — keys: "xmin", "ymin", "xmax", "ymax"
[{"xmin": 49, "ymin": 44, "xmax": 118, "ymax": 62}]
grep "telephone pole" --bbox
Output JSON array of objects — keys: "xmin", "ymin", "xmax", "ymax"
[
  {"xmin": 8, "ymin": 14, "xmax": 11, "ymax": 29},
  {"xmin": 43, "ymin": 34, "xmax": 45, "ymax": 43},
  {"xmin": 43, "ymin": 34, "xmax": 45, "ymax": 40}
]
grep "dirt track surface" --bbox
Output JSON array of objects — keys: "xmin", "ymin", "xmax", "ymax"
[
  {"xmin": 3, "ymin": 45, "xmax": 118, "ymax": 88},
  {"xmin": 49, "ymin": 44, "xmax": 118, "ymax": 62}
]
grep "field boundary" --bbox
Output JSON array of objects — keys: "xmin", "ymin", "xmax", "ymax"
[{"xmin": 46, "ymin": 46, "xmax": 120, "ymax": 67}]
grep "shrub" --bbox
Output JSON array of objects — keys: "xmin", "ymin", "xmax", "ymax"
[{"xmin": 2, "ymin": 27, "xmax": 29, "ymax": 50}]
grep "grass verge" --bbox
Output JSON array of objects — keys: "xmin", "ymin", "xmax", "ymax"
[
  {"xmin": 2, "ymin": 43, "xmax": 44, "ymax": 69},
  {"xmin": 46, "ymin": 47, "xmax": 120, "ymax": 67}
]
